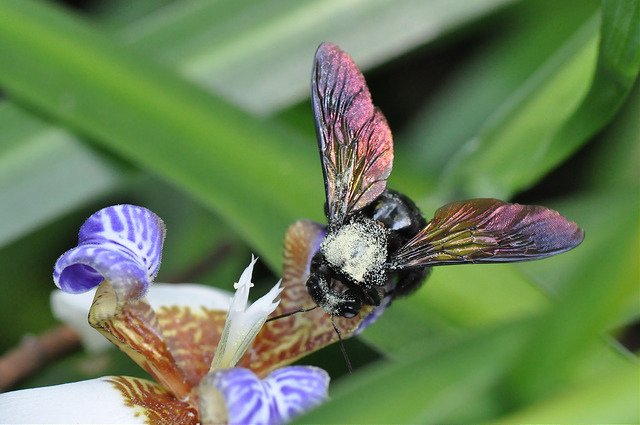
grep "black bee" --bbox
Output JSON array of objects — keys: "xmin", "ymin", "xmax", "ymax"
[{"xmin": 304, "ymin": 42, "xmax": 584, "ymax": 319}]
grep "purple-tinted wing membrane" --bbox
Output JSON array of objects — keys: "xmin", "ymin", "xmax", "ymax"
[
  {"xmin": 312, "ymin": 42, "xmax": 393, "ymax": 227},
  {"xmin": 391, "ymin": 199, "xmax": 584, "ymax": 269}
]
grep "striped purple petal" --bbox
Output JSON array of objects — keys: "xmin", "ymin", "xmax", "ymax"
[
  {"xmin": 53, "ymin": 205, "xmax": 165, "ymax": 300},
  {"xmin": 209, "ymin": 366, "xmax": 329, "ymax": 425}
]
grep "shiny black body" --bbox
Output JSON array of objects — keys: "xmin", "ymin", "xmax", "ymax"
[{"xmin": 307, "ymin": 189, "xmax": 431, "ymax": 318}]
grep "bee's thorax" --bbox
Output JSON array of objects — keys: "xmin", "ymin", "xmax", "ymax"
[{"xmin": 320, "ymin": 217, "xmax": 387, "ymax": 285}]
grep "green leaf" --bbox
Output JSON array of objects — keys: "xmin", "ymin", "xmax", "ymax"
[
  {"xmin": 359, "ymin": 210, "xmax": 549, "ymax": 353},
  {"xmin": 306, "ymin": 298, "xmax": 636, "ymax": 424},
  {"xmin": 0, "ymin": 103, "xmax": 123, "ymax": 246},
  {"xmin": 0, "ymin": 210, "xmax": 95, "ymax": 352},
  {"xmin": 93, "ymin": 0, "xmax": 175, "ymax": 28},
  {"xmin": 496, "ymin": 363, "xmax": 640, "ymax": 424},
  {"xmin": 517, "ymin": 188, "xmax": 640, "ymax": 326},
  {"xmin": 0, "ymin": 0, "xmax": 323, "ymax": 269},
  {"xmin": 131, "ymin": 176, "xmax": 251, "ymax": 290},
  {"xmin": 530, "ymin": 0, "xmax": 640, "ymax": 183},
  {"xmin": 400, "ymin": 0, "xmax": 600, "ymax": 182},
  {"xmin": 582, "ymin": 79, "xmax": 640, "ymax": 190},
  {"xmin": 441, "ymin": 15, "xmax": 600, "ymax": 198},
  {"xmin": 124, "ymin": 0, "xmax": 517, "ymax": 115},
  {"xmin": 303, "ymin": 313, "xmax": 636, "ymax": 424},
  {"xmin": 0, "ymin": 0, "xmax": 514, "ymax": 257},
  {"xmin": 361, "ymin": 263, "xmax": 548, "ymax": 354},
  {"xmin": 431, "ymin": 0, "xmax": 639, "ymax": 199},
  {"xmin": 506, "ymin": 189, "xmax": 639, "ymax": 405},
  {"xmin": 298, "ymin": 319, "xmax": 533, "ymax": 424}
]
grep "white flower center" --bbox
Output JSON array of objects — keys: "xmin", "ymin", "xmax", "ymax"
[{"xmin": 211, "ymin": 256, "xmax": 282, "ymax": 370}]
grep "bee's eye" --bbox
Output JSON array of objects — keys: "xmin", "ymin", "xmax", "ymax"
[
  {"xmin": 310, "ymin": 252, "xmax": 323, "ymax": 271},
  {"xmin": 341, "ymin": 303, "xmax": 360, "ymax": 318},
  {"xmin": 342, "ymin": 310, "xmax": 357, "ymax": 319}
]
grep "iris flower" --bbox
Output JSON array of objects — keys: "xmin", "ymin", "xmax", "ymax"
[{"xmin": 0, "ymin": 205, "xmax": 367, "ymax": 424}]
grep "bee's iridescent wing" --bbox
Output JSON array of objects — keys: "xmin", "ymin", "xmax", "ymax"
[
  {"xmin": 391, "ymin": 199, "xmax": 584, "ymax": 269},
  {"xmin": 312, "ymin": 42, "xmax": 393, "ymax": 227}
]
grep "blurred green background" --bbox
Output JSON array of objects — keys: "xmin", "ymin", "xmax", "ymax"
[{"xmin": 0, "ymin": 0, "xmax": 638, "ymax": 423}]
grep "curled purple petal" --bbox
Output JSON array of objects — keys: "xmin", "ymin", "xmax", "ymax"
[
  {"xmin": 210, "ymin": 366, "xmax": 329, "ymax": 425},
  {"xmin": 53, "ymin": 205, "xmax": 165, "ymax": 299}
]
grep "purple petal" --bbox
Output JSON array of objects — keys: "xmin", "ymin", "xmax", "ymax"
[
  {"xmin": 53, "ymin": 205, "xmax": 165, "ymax": 299},
  {"xmin": 355, "ymin": 295, "xmax": 392, "ymax": 334},
  {"xmin": 210, "ymin": 366, "xmax": 329, "ymax": 425}
]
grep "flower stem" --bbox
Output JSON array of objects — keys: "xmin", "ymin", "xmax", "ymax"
[{"xmin": 0, "ymin": 325, "xmax": 80, "ymax": 390}]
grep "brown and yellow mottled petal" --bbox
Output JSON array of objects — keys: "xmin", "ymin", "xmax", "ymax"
[
  {"xmin": 89, "ymin": 282, "xmax": 192, "ymax": 401},
  {"xmin": 155, "ymin": 305, "xmax": 227, "ymax": 387},
  {"xmin": 238, "ymin": 220, "xmax": 373, "ymax": 377},
  {"xmin": 273, "ymin": 220, "xmax": 326, "ymax": 316},
  {"xmin": 108, "ymin": 376, "xmax": 198, "ymax": 425}
]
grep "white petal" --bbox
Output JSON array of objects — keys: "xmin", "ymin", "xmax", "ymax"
[
  {"xmin": 0, "ymin": 377, "xmax": 142, "ymax": 424},
  {"xmin": 230, "ymin": 255, "xmax": 257, "ymax": 313},
  {"xmin": 234, "ymin": 255, "xmax": 257, "ymax": 291},
  {"xmin": 51, "ymin": 284, "xmax": 233, "ymax": 352},
  {"xmin": 245, "ymin": 279, "xmax": 282, "ymax": 318},
  {"xmin": 51, "ymin": 289, "xmax": 111, "ymax": 353},
  {"xmin": 148, "ymin": 283, "xmax": 232, "ymax": 312},
  {"xmin": 211, "ymin": 280, "xmax": 282, "ymax": 370}
]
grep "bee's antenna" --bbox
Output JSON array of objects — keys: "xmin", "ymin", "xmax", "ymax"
[
  {"xmin": 331, "ymin": 317, "xmax": 353, "ymax": 374},
  {"xmin": 266, "ymin": 305, "xmax": 319, "ymax": 323}
]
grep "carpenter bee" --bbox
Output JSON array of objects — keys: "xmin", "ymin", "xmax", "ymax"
[{"xmin": 301, "ymin": 42, "xmax": 584, "ymax": 320}]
